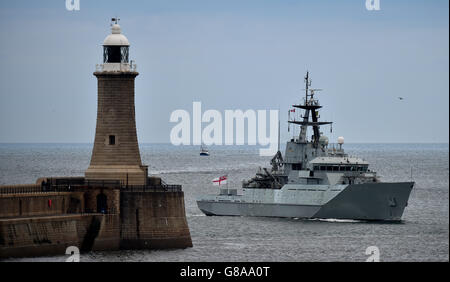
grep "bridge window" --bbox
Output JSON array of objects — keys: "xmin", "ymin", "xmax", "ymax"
[
  {"xmin": 315, "ymin": 165, "xmax": 368, "ymax": 172},
  {"xmin": 292, "ymin": 163, "xmax": 302, "ymax": 170}
]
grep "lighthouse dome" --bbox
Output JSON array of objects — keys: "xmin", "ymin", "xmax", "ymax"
[{"xmin": 103, "ymin": 24, "xmax": 130, "ymax": 46}]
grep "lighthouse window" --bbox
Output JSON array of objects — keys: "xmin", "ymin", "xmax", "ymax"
[
  {"xmin": 104, "ymin": 46, "xmax": 120, "ymax": 63},
  {"xmin": 120, "ymin": 47, "xmax": 129, "ymax": 63},
  {"xmin": 103, "ymin": 46, "xmax": 129, "ymax": 63},
  {"xmin": 109, "ymin": 135, "xmax": 116, "ymax": 145}
]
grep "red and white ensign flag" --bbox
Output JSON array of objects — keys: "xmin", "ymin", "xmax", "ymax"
[{"xmin": 212, "ymin": 175, "xmax": 228, "ymax": 186}]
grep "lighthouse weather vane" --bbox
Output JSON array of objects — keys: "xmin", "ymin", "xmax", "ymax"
[{"xmin": 111, "ymin": 17, "xmax": 120, "ymax": 25}]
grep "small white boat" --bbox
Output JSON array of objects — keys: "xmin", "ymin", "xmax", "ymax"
[{"xmin": 200, "ymin": 145, "xmax": 210, "ymax": 156}]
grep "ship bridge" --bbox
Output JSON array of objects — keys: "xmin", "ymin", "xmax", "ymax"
[{"xmin": 309, "ymin": 156, "xmax": 369, "ymax": 172}]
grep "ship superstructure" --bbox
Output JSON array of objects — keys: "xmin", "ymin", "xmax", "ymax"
[{"xmin": 197, "ymin": 72, "xmax": 414, "ymax": 221}]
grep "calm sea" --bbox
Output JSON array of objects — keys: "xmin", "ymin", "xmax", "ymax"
[{"xmin": 0, "ymin": 143, "xmax": 448, "ymax": 262}]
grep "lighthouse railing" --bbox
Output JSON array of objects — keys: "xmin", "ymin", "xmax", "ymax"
[{"xmin": 95, "ymin": 63, "xmax": 137, "ymax": 72}]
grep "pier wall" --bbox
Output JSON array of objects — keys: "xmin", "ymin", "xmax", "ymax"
[
  {"xmin": 0, "ymin": 184, "xmax": 192, "ymax": 259},
  {"xmin": 120, "ymin": 191, "xmax": 193, "ymax": 249},
  {"xmin": 0, "ymin": 192, "xmax": 84, "ymax": 218},
  {"xmin": 0, "ymin": 214, "xmax": 120, "ymax": 259}
]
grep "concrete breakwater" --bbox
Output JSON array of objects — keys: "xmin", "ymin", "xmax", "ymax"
[{"xmin": 0, "ymin": 178, "xmax": 192, "ymax": 259}]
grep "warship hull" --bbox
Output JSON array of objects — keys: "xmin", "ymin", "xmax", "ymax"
[{"xmin": 197, "ymin": 182, "xmax": 414, "ymax": 221}]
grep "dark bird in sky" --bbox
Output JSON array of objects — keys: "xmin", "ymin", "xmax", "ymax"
[{"xmin": 398, "ymin": 97, "xmax": 404, "ymax": 100}]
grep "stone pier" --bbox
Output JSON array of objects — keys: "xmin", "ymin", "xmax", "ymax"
[{"xmin": 0, "ymin": 178, "xmax": 192, "ymax": 259}]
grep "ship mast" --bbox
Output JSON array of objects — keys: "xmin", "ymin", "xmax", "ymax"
[
  {"xmin": 299, "ymin": 72, "xmax": 311, "ymax": 142},
  {"xmin": 289, "ymin": 72, "xmax": 332, "ymax": 148}
]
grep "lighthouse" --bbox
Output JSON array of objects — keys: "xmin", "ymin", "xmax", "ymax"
[
  {"xmin": 85, "ymin": 19, "xmax": 147, "ymax": 185},
  {"xmin": 0, "ymin": 20, "xmax": 192, "ymax": 259}
]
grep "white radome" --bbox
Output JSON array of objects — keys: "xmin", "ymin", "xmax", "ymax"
[
  {"xmin": 337, "ymin": 136, "xmax": 345, "ymax": 145},
  {"xmin": 103, "ymin": 24, "xmax": 130, "ymax": 46},
  {"xmin": 319, "ymin": 135, "xmax": 329, "ymax": 146}
]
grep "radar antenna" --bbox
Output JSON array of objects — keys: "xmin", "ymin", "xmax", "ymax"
[
  {"xmin": 308, "ymin": 88, "xmax": 322, "ymax": 97},
  {"xmin": 304, "ymin": 71, "xmax": 311, "ymax": 102},
  {"xmin": 289, "ymin": 72, "xmax": 332, "ymax": 147}
]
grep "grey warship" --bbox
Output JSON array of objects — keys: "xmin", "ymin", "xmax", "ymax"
[{"xmin": 197, "ymin": 72, "xmax": 414, "ymax": 221}]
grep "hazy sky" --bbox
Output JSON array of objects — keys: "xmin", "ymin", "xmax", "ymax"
[{"xmin": 0, "ymin": 0, "xmax": 448, "ymax": 143}]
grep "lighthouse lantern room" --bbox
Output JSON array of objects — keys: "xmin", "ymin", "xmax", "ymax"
[{"xmin": 97, "ymin": 18, "xmax": 135, "ymax": 72}]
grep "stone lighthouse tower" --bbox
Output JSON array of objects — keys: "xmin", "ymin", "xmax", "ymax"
[{"xmin": 85, "ymin": 20, "xmax": 147, "ymax": 185}]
